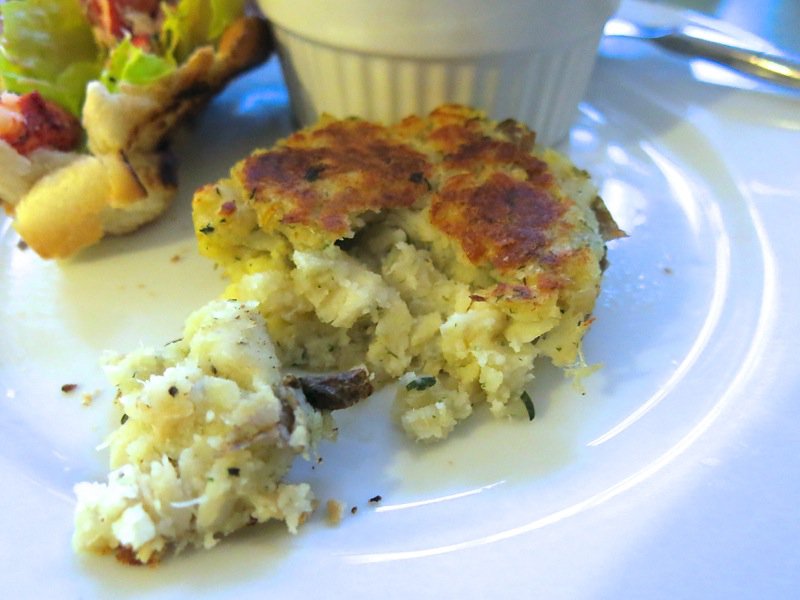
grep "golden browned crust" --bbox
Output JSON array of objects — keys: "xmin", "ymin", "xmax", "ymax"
[
  {"xmin": 233, "ymin": 105, "xmax": 573, "ymax": 270},
  {"xmin": 431, "ymin": 172, "xmax": 566, "ymax": 272},
  {"xmin": 13, "ymin": 151, "xmax": 177, "ymax": 258},
  {"xmin": 239, "ymin": 118, "xmax": 432, "ymax": 238},
  {"xmin": 198, "ymin": 104, "xmax": 615, "ymax": 294}
]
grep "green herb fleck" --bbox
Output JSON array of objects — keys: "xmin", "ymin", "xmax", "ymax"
[
  {"xmin": 406, "ymin": 376, "xmax": 436, "ymax": 391},
  {"xmin": 199, "ymin": 224, "xmax": 215, "ymax": 234},
  {"xmin": 304, "ymin": 165, "xmax": 325, "ymax": 182},
  {"xmin": 120, "ymin": 413, "xmax": 129, "ymax": 425},
  {"xmin": 227, "ymin": 467, "xmax": 240, "ymax": 477},
  {"xmin": 521, "ymin": 391, "xmax": 535, "ymax": 421},
  {"xmin": 409, "ymin": 171, "xmax": 432, "ymax": 190}
]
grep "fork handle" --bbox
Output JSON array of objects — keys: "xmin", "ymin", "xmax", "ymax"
[{"xmin": 655, "ymin": 29, "xmax": 800, "ymax": 89}]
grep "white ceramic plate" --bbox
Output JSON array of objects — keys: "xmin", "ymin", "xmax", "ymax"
[{"xmin": 2, "ymin": 2, "xmax": 799, "ymax": 597}]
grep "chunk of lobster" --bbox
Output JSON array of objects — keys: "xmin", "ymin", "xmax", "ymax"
[
  {"xmin": 0, "ymin": 92, "xmax": 82, "ymax": 156},
  {"xmin": 81, "ymin": 0, "xmax": 164, "ymax": 48}
]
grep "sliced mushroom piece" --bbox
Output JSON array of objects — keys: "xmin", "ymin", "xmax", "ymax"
[{"xmin": 285, "ymin": 367, "xmax": 373, "ymax": 411}]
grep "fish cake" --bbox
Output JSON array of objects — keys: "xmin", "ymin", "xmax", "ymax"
[{"xmin": 192, "ymin": 105, "xmax": 623, "ymax": 441}]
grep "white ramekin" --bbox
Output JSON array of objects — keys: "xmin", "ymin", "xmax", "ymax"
[{"xmin": 257, "ymin": 0, "xmax": 620, "ymax": 145}]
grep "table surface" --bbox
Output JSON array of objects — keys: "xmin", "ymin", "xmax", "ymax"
[{"xmin": 654, "ymin": 0, "xmax": 800, "ymax": 53}]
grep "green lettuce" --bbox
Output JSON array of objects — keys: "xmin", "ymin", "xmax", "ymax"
[
  {"xmin": 0, "ymin": 0, "xmax": 102, "ymax": 115},
  {"xmin": 101, "ymin": 38, "xmax": 175, "ymax": 90},
  {"xmin": 101, "ymin": 0, "xmax": 246, "ymax": 92},
  {"xmin": 160, "ymin": 0, "xmax": 247, "ymax": 63},
  {"xmin": 1, "ymin": 0, "xmax": 247, "ymax": 113}
]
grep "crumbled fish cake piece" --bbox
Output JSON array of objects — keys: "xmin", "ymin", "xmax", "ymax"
[{"xmin": 73, "ymin": 300, "xmax": 371, "ymax": 564}]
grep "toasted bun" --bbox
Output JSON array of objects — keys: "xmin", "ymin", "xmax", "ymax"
[
  {"xmin": 83, "ymin": 17, "xmax": 273, "ymax": 155},
  {"xmin": 0, "ymin": 142, "xmax": 79, "ymax": 213},
  {"xmin": 4, "ymin": 16, "xmax": 272, "ymax": 259},
  {"xmin": 13, "ymin": 152, "xmax": 172, "ymax": 257}
]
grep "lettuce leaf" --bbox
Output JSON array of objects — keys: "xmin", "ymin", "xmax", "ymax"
[
  {"xmin": 0, "ymin": 0, "xmax": 101, "ymax": 115},
  {"xmin": 160, "ymin": 0, "xmax": 247, "ymax": 64},
  {"xmin": 102, "ymin": 0, "xmax": 247, "ymax": 91},
  {"xmin": 101, "ymin": 38, "xmax": 175, "ymax": 90},
  {"xmin": 0, "ymin": 0, "xmax": 247, "ymax": 112}
]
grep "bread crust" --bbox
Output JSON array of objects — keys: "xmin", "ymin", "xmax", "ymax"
[{"xmin": 3, "ymin": 16, "xmax": 272, "ymax": 259}]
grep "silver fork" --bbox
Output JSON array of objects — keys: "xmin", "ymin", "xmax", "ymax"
[{"xmin": 604, "ymin": 17, "xmax": 800, "ymax": 90}]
